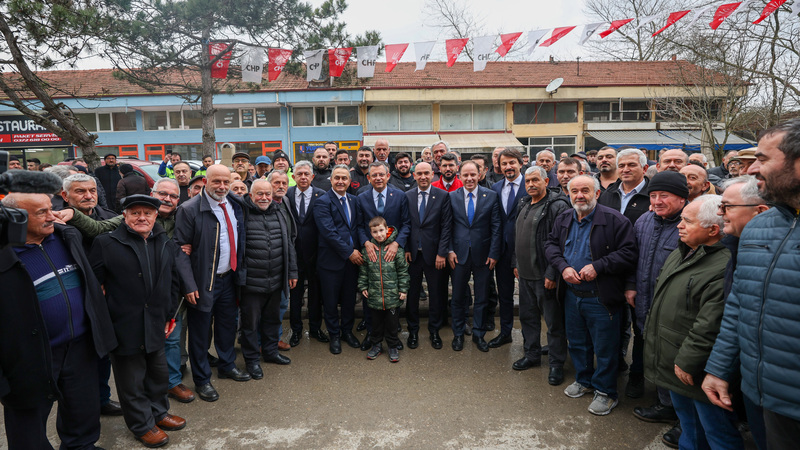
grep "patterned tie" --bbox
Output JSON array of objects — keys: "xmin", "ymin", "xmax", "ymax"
[
  {"xmin": 218, "ymin": 202, "xmax": 237, "ymax": 272},
  {"xmin": 506, "ymin": 182, "xmax": 516, "ymax": 215},
  {"xmin": 340, "ymin": 197, "xmax": 350, "ymax": 226},
  {"xmin": 467, "ymin": 192, "xmax": 475, "ymax": 225},
  {"xmin": 377, "ymin": 192, "xmax": 385, "ymax": 215},
  {"xmin": 419, "ymin": 191, "xmax": 427, "ymax": 222},
  {"xmin": 298, "ymin": 191, "xmax": 306, "ymax": 223}
]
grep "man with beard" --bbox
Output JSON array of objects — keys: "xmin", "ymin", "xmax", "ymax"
[
  {"xmin": 389, "ymin": 152, "xmax": 416, "ymax": 191},
  {"xmin": 95, "ymin": 153, "xmax": 122, "ymax": 211},
  {"xmin": 432, "ymin": 153, "xmax": 462, "ymax": 192},
  {"xmin": 311, "ymin": 148, "xmax": 332, "ymax": 191},
  {"xmin": 594, "ymin": 147, "xmax": 618, "ymax": 191},
  {"xmin": 350, "ymin": 146, "xmax": 373, "ymax": 193},
  {"xmin": 324, "ymin": 141, "xmax": 338, "ymax": 168},
  {"xmin": 657, "ymin": 149, "xmax": 689, "ymax": 173},
  {"xmin": 703, "ymin": 120, "xmax": 800, "ymax": 450},
  {"xmin": 535, "ymin": 149, "xmax": 560, "ymax": 189},
  {"xmin": 545, "ymin": 175, "xmax": 637, "ymax": 416},
  {"xmin": 470, "ymin": 154, "xmax": 492, "ymax": 188},
  {"xmin": 172, "ymin": 161, "xmax": 193, "ymax": 204}
]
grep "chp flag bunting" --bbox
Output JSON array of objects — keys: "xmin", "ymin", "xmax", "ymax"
[
  {"xmin": 754, "ymin": 0, "xmax": 789, "ymax": 24},
  {"xmin": 304, "ymin": 49, "xmax": 324, "ymax": 81},
  {"xmin": 241, "ymin": 46, "xmax": 265, "ymax": 83},
  {"xmin": 633, "ymin": 14, "xmax": 660, "ymax": 32},
  {"xmin": 599, "ymin": 18, "xmax": 634, "ymax": 38},
  {"xmin": 357, "ymin": 45, "xmax": 379, "ymax": 78},
  {"xmin": 329, "ymin": 47, "xmax": 352, "ymax": 77},
  {"xmin": 579, "ymin": 22, "xmax": 605, "ymax": 45},
  {"xmin": 209, "ymin": 42, "xmax": 233, "ymax": 79},
  {"xmin": 653, "ymin": 10, "xmax": 691, "ymax": 36},
  {"xmin": 267, "ymin": 48, "xmax": 292, "ymax": 82},
  {"xmin": 525, "ymin": 29, "xmax": 549, "ymax": 56},
  {"xmin": 539, "ymin": 26, "xmax": 576, "ymax": 47},
  {"xmin": 496, "ymin": 32, "xmax": 522, "ymax": 57},
  {"xmin": 414, "ymin": 41, "xmax": 436, "ymax": 71},
  {"xmin": 385, "ymin": 43, "xmax": 409, "ymax": 73},
  {"xmin": 710, "ymin": 3, "xmax": 742, "ymax": 29},
  {"xmin": 445, "ymin": 38, "xmax": 469, "ymax": 67},
  {"xmin": 683, "ymin": 5, "xmax": 716, "ymax": 30},
  {"xmin": 473, "ymin": 35, "xmax": 495, "ymax": 71}
]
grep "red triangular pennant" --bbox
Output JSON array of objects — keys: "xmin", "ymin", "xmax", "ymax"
[
  {"xmin": 754, "ymin": 0, "xmax": 788, "ymax": 24},
  {"xmin": 599, "ymin": 19, "xmax": 635, "ymax": 38},
  {"xmin": 653, "ymin": 10, "xmax": 691, "ymax": 36},
  {"xmin": 208, "ymin": 42, "xmax": 232, "ymax": 79},
  {"xmin": 539, "ymin": 26, "xmax": 576, "ymax": 47},
  {"xmin": 267, "ymin": 48, "xmax": 292, "ymax": 82},
  {"xmin": 445, "ymin": 38, "xmax": 469, "ymax": 67},
  {"xmin": 496, "ymin": 32, "xmax": 522, "ymax": 57},
  {"xmin": 384, "ymin": 43, "xmax": 408, "ymax": 73},
  {"xmin": 710, "ymin": 3, "xmax": 742, "ymax": 29},
  {"xmin": 328, "ymin": 48, "xmax": 352, "ymax": 77}
]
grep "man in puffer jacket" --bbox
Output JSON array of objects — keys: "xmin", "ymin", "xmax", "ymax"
[{"xmin": 358, "ymin": 217, "xmax": 410, "ymax": 362}]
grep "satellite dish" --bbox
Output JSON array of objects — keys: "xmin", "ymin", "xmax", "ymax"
[{"xmin": 545, "ymin": 78, "xmax": 564, "ymax": 94}]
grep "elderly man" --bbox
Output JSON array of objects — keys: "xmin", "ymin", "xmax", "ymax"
[
  {"xmin": 430, "ymin": 140, "xmax": 449, "ymax": 179},
  {"xmin": 595, "ymin": 146, "xmax": 619, "ymax": 191},
  {"xmin": 8, "ymin": 155, "xmax": 22, "ymax": 170},
  {"xmin": 188, "ymin": 175, "xmax": 205, "ymax": 198},
  {"xmin": 374, "ymin": 138, "xmax": 394, "ymax": 167},
  {"xmin": 90, "ymin": 194, "xmax": 190, "ymax": 447},
  {"xmin": 513, "ymin": 166, "xmax": 570, "ymax": 383},
  {"xmin": 731, "ymin": 147, "xmax": 757, "ymax": 174},
  {"xmin": 708, "ymin": 150, "xmax": 738, "ymax": 179},
  {"xmin": 61, "ymin": 173, "xmax": 118, "ymax": 232},
  {"xmin": 657, "ymin": 149, "xmax": 689, "ymax": 173},
  {"xmin": 311, "ymin": 147, "xmax": 332, "ymax": 191},
  {"xmin": 487, "ymin": 147, "xmax": 506, "ymax": 185},
  {"xmin": 555, "ymin": 157, "xmax": 584, "ymax": 194},
  {"xmin": 680, "ymin": 164, "xmax": 711, "ymax": 201},
  {"xmin": 703, "ymin": 121, "xmax": 800, "ymax": 450},
  {"xmin": 171, "ymin": 161, "xmax": 193, "ymax": 204},
  {"xmin": 94, "ymin": 153, "xmax": 122, "ymax": 210},
  {"xmin": 535, "ymin": 149, "xmax": 559, "ymax": 188},
  {"xmin": 231, "ymin": 151, "xmax": 251, "ymax": 185},
  {"xmin": 175, "ymin": 164, "xmax": 250, "ymax": 402},
  {"xmin": 643, "ymin": 195, "xmax": 739, "ymax": 450},
  {"xmin": 599, "ymin": 148, "xmax": 651, "ymax": 225},
  {"xmin": 544, "ymin": 175, "xmax": 637, "ymax": 415},
  {"xmin": 254, "ymin": 155, "xmax": 272, "ymax": 179},
  {"xmin": 266, "ymin": 170, "xmax": 296, "ymax": 350}
]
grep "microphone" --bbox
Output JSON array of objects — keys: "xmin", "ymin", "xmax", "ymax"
[{"xmin": 0, "ymin": 169, "xmax": 63, "ymax": 195}]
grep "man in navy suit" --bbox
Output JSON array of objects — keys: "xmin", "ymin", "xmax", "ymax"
[
  {"xmin": 404, "ymin": 162, "xmax": 452, "ymax": 349},
  {"xmin": 447, "ymin": 161, "xmax": 501, "ymax": 352},
  {"xmin": 286, "ymin": 161, "xmax": 329, "ymax": 346},
  {"xmin": 313, "ymin": 165, "xmax": 364, "ymax": 354},
  {"xmin": 488, "ymin": 148, "xmax": 527, "ymax": 348},
  {"xmin": 355, "ymin": 161, "xmax": 411, "ymax": 348}
]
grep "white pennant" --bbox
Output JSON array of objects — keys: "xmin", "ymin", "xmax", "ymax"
[
  {"xmin": 414, "ymin": 41, "xmax": 436, "ymax": 71},
  {"xmin": 633, "ymin": 14, "xmax": 660, "ymax": 32},
  {"xmin": 526, "ymin": 29, "xmax": 549, "ymax": 57},
  {"xmin": 683, "ymin": 5, "xmax": 716, "ymax": 30},
  {"xmin": 356, "ymin": 45, "xmax": 379, "ymax": 78},
  {"xmin": 304, "ymin": 49, "xmax": 324, "ymax": 81},
  {"xmin": 578, "ymin": 22, "xmax": 605, "ymax": 45},
  {"xmin": 792, "ymin": 0, "xmax": 800, "ymax": 17},
  {"xmin": 473, "ymin": 35, "xmax": 495, "ymax": 71},
  {"xmin": 241, "ymin": 46, "xmax": 265, "ymax": 83}
]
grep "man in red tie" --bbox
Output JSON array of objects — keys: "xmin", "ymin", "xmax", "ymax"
[{"xmin": 175, "ymin": 164, "xmax": 251, "ymax": 403}]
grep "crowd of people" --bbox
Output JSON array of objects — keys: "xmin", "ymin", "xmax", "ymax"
[{"xmin": 2, "ymin": 120, "xmax": 799, "ymax": 449}]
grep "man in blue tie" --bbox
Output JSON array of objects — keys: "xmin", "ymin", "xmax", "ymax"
[{"xmin": 447, "ymin": 161, "xmax": 501, "ymax": 352}]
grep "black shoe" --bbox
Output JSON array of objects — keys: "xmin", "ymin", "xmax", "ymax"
[
  {"xmin": 289, "ymin": 331, "xmax": 302, "ymax": 347},
  {"xmin": 618, "ymin": 359, "xmax": 630, "ymax": 373},
  {"xmin": 246, "ymin": 362, "xmax": 264, "ymax": 380},
  {"xmin": 512, "ymin": 357, "xmax": 541, "ymax": 371},
  {"xmin": 484, "ymin": 320, "xmax": 496, "ymax": 332},
  {"xmin": 218, "ymin": 367, "xmax": 251, "ymax": 382},
  {"xmin": 407, "ymin": 333, "xmax": 419, "ymax": 349},
  {"xmin": 541, "ymin": 345, "xmax": 549, "ymax": 355},
  {"xmin": 625, "ymin": 373, "xmax": 645, "ymax": 398},
  {"xmin": 342, "ymin": 332, "xmax": 360, "ymax": 348},
  {"xmin": 309, "ymin": 329, "xmax": 330, "ymax": 343},
  {"xmin": 263, "ymin": 353, "xmax": 291, "ymax": 365},
  {"xmin": 329, "ymin": 337, "xmax": 342, "ymax": 354},
  {"xmin": 661, "ymin": 422, "xmax": 681, "ymax": 449},
  {"xmin": 360, "ymin": 335, "xmax": 373, "ymax": 351},
  {"xmin": 430, "ymin": 332, "xmax": 443, "ymax": 349},
  {"xmin": 548, "ymin": 367, "xmax": 565, "ymax": 386},
  {"xmin": 208, "ymin": 353, "xmax": 219, "ymax": 367},
  {"xmin": 464, "ymin": 322, "xmax": 473, "ymax": 336},
  {"xmin": 488, "ymin": 333, "xmax": 512, "ymax": 348},
  {"xmin": 100, "ymin": 400, "xmax": 123, "ymax": 416},
  {"xmin": 633, "ymin": 403, "xmax": 678, "ymax": 423},
  {"xmin": 452, "ymin": 335, "xmax": 464, "ymax": 351},
  {"xmin": 195, "ymin": 383, "xmax": 219, "ymax": 402},
  {"xmin": 472, "ymin": 335, "xmax": 489, "ymax": 352},
  {"xmin": 356, "ymin": 319, "xmax": 367, "ymax": 332}
]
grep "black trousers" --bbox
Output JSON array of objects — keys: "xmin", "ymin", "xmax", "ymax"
[
  {"xmin": 318, "ymin": 263, "xmax": 358, "ymax": 337},
  {"xmin": 493, "ymin": 252, "xmax": 516, "ymax": 335},
  {"xmin": 369, "ymin": 307, "xmax": 401, "ymax": 348},
  {"xmin": 110, "ymin": 348, "xmax": 170, "ymax": 437},
  {"xmin": 518, "ymin": 277, "xmax": 566, "ymax": 366},
  {"xmin": 289, "ymin": 262, "xmax": 323, "ymax": 334},
  {"xmin": 3, "ymin": 333, "xmax": 100, "ymax": 450},
  {"xmin": 764, "ymin": 408, "xmax": 800, "ymax": 450},
  {"xmin": 407, "ymin": 250, "xmax": 445, "ymax": 334},
  {"xmin": 187, "ymin": 272, "xmax": 239, "ymax": 385},
  {"xmin": 241, "ymin": 289, "xmax": 282, "ymax": 361}
]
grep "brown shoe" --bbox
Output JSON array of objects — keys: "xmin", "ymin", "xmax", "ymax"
[
  {"xmin": 136, "ymin": 427, "xmax": 169, "ymax": 448},
  {"xmin": 167, "ymin": 384, "xmax": 195, "ymax": 403},
  {"xmin": 278, "ymin": 341, "xmax": 291, "ymax": 351},
  {"xmin": 156, "ymin": 413, "xmax": 186, "ymax": 431}
]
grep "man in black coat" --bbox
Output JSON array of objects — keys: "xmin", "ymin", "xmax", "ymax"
[
  {"xmin": 0, "ymin": 192, "xmax": 117, "ymax": 449},
  {"xmin": 94, "ymin": 153, "xmax": 123, "ymax": 211},
  {"xmin": 91, "ymin": 195, "xmax": 192, "ymax": 447},
  {"xmin": 116, "ymin": 163, "xmax": 149, "ymax": 204}
]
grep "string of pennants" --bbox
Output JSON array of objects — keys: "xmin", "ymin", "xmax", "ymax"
[{"xmin": 209, "ymin": 0, "xmax": 796, "ymax": 82}]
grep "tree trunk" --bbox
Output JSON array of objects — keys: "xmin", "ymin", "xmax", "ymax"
[{"xmin": 200, "ymin": 28, "xmax": 217, "ymax": 157}]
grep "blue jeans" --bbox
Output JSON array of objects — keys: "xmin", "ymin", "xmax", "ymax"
[
  {"xmin": 670, "ymin": 390, "xmax": 743, "ymax": 450},
  {"xmin": 278, "ymin": 291, "xmax": 289, "ymax": 339},
  {"xmin": 564, "ymin": 291, "xmax": 620, "ymax": 399},
  {"xmin": 165, "ymin": 306, "xmax": 185, "ymax": 389}
]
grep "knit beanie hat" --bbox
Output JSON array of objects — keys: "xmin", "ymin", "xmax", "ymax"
[
  {"xmin": 648, "ymin": 171, "xmax": 689, "ymax": 199},
  {"xmin": 119, "ymin": 163, "xmax": 134, "ymax": 175}
]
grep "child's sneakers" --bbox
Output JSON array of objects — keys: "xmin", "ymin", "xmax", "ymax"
[
  {"xmin": 389, "ymin": 347, "xmax": 399, "ymax": 363},
  {"xmin": 367, "ymin": 344, "xmax": 382, "ymax": 360}
]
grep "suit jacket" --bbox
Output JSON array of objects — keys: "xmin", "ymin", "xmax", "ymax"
[
  {"xmin": 314, "ymin": 189, "xmax": 362, "ymax": 271},
  {"xmin": 405, "ymin": 186, "xmax": 453, "ymax": 266},
  {"xmin": 448, "ymin": 186, "xmax": 501, "ymax": 264},
  {"xmin": 356, "ymin": 186, "xmax": 411, "ymax": 249},
  {"xmin": 286, "ymin": 186, "xmax": 325, "ymax": 267},
  {"xmin": 491, "ymin": 176, "xmax": 527, "ymax": 256}
]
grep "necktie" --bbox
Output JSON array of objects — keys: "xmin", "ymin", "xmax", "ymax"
[
  {"xmin": 298, "ymin": 192, "xmax": 306, "ymax": 223},
  {"xmin": 506, "ymin": 182, "xmax": 516, "ymax": 215},
  {"xmin": 445, "ymin": 183, "xmax": 451, "ymax": 191},
  {"xmin": 377, "ymin": 192, "xmax": 385, "ymax": 215},
  {"xmin": 467, "ymin": 192, "xmax": 475, "ymax": 225},
  {"xmin": 419, "ymin": 191, "xmax": 427, "ymax": 222},
  {"xmin": 340, "ymin": 197, "xmax": 350, "ymax": 226},
  {"xmin": 219, "ymin": 202, "xmax": 237, "ymax": 272}
]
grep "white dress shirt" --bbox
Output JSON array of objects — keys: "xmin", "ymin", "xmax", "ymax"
[{"xmin": 204, "ymin": 190, "xmax": 238, "ymax": 274}]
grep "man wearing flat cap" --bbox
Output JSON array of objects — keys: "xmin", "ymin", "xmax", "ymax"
[{"xmin": 232, "ymin": 152, "xmax": 252, "ymax": 186}]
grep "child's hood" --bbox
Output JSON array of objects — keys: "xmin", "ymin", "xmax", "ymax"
[{"xmin": 370, "ymin": 226, "xmax": 398, "ymax": 247}]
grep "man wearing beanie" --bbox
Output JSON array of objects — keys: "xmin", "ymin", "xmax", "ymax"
[
  {"xmin": 116, "ymin": 164, "xmax": 149, "ymax": 205},
  {"xmin": 626, "ymin": 170, "xmax": 690, "ymax": 448}
]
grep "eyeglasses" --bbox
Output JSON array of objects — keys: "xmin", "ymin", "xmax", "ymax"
[
  {"xmin": 718, "ymin": 203, "xmax": 760, "ymax": 213},
  {"xmin": 153, "ymin": 191, "xmax": 180, "ymax": 200}
]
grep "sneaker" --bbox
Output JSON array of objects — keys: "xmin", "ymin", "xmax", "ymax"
[
  {"xmin": 367, "ymin": 345, "xmax": 382, "ymax": 360},
  {"xmin": 564, "ymin": 381, "xmax": 594, "ymax": 398},
  {"xmin": 388, "ymin": 347, "xmax": 399, "ymax": 363},
  {"xmin": 588, "ymin": 392, "xmax": 619, "ymax": 416}
]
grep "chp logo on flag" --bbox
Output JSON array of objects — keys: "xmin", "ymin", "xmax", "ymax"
[
  {"xmin": 268, "ymin": 48, "xmax": 293, "ymax": 82},
  {"xmin": 329, "ymin": 47, "xmax": 353, "ymax": 77},
  {"xmin": 208, "ymin": 42, "xmax": 233, "ymax": 79},
  {"xmin": 385, "ymin": 43, "xmax": 408, "ymax": 73}
]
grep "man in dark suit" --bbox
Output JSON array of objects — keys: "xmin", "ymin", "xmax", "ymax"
[
  {"xmin": 447, "ymin": 160, "xmax": 501, "ymax": 352},
  {"xmin": 355, "ymin": 161, "xmax": 411, "ymax": 348},
  {"xmin": 286, "ymin": 161, "xmax": 329, "ymax": 346},
  {"xmin": 404, "ymin": 162, "xmax": 452, "ymax": 349},
  {"xmin": 313, "ymin": 165, "xmax": 365, "ymax": 354},
  {"xmin": 488, "ymin": 148, "xmax": 527, "ymax": 348}
]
